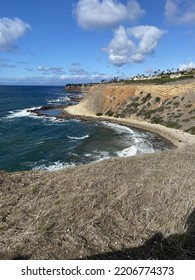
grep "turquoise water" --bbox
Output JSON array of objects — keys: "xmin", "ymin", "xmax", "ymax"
[{"xmin": 0, "ymin": 86, "xmax": 172, "ymax": 172}]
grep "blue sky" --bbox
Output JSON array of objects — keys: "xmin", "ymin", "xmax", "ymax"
[{"xmin": 0, "ymin": 0, "xmax": 195, "ymax": 85}]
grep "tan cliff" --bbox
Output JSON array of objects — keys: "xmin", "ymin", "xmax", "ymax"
[{"xmin": 66, "ymin": 81, "xmax": 195, "ymax": 135}]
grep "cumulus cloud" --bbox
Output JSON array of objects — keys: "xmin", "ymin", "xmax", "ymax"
[
  {"xmin": 165, "ymin": 0, "xmax": 195, "ymax": 24},
  {"xmin": 0, "ymin": 17, "xmax": 30, "ymax": 51},
  {"xmin": 74, "ymin": 0, "xmax": 144, "ymax": 29},
  {"xmin": 103, "ymin": 25, "xmax": 166, "ymax": 66}
]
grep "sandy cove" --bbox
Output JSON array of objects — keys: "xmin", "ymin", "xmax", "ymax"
[{"xmin": 65, "ymin": 103, "xmax": 195, "ymax": 149}]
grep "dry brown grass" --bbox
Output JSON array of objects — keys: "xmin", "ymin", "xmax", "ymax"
[{"xmin": 0, "ymin": 144, "xmax": 195, "ymax": 260}]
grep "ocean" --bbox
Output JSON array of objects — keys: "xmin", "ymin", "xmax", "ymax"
[{"xmin": 0, "ymin": 85, "xmax": 173, "ymax": 172}]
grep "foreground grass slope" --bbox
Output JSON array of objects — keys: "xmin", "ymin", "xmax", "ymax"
[{"xmin": 0, "ymin": 144, "xmax": 195, "ymax": 259}]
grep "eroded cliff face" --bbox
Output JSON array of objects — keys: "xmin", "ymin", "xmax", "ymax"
[{"xmin": 79, "ymin": 82, "xmax": 195, "ymax": 134}]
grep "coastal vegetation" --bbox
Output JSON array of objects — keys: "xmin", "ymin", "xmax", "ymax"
[
  {"xmin": 114, "ymin": 67, "xmax": 195, "ymax": 84},
  {"xmin": 65, "ymin": 68, "xmax": 195, "ymax": 89}
]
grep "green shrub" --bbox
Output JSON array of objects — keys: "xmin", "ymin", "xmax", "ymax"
[
  {"xmin": 106, "ymin": 109, "xmax": 114, "ymax": 116},
  {"xmin": 150, "ymin": 116, "xmax": 164, "ymax": 124},
  {"xmin": 165, "ymin": 121, "xmax": 182, "ymax": 129},
  {"xmin": 156, "ymin": 106, "xmax": 165, "ymax": 112},
  {"xmin": 155, "ymin": 97, "xmax": 161, "ymax": 102},
  {"xmin": 141, "ymin": 93, "xmax": 151, "ymax": 103},
  {"xmin": 185, "ymin": 104, "xmax": 192, "ymax": 108},
  {"xmin": 185, "ymin": 127, "xmax": 195, "ymax": 135}
]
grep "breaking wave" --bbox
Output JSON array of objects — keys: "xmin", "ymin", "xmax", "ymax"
[
  {"xmin": 5, "ymin": 107, "xmax": 41, "ymax": 119},
  {"xmin": 33, "ymin": 161, "xmax": 75, "ymax": 171},
  {"xmin": 67, "ymin": 135, "xmax": 89, "ymax": 140},
  {"xmin": 47, "ymin": 96, "xmax": 70, "ymax": 104}
]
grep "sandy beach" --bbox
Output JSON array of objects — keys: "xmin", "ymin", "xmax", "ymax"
[{"xmin": 65, "ymin": 102, "xmax": 195, "ymax": 148}]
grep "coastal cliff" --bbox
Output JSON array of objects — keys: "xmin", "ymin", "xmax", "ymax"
[{"xmin": 67, "ymin": 81, "xmax": 195, "ymax": 134}]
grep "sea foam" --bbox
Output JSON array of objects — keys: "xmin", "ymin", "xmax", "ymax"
[
  {"xmin": 6, "ymin": 107, "xmax": 41, "ymax": 119},
  {"xmin": 33, "ymin": 161, "xmax": 75, "ymax": 171},
  {"xmin": 101, "ymin": 121, "xmax": 135, "ymax": 134},
  {"xmin": 67, "ymin": 135, "xmax": 89, "ymax": 140},
  {"xmin": 47, "ymin": 96, "xmax": 70, "ymax": 104},
  {"xmin": 117, "ymin": 146, "xmax": 137, "ymax": 157}
]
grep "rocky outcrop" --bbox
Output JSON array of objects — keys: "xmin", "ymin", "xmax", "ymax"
[{"xmin": 76, "ymin": 81, "xmax": 195, "ymax": 134}]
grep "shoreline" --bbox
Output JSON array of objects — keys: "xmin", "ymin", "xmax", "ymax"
[{"xmin": 64, "ymin": 104, "xmax": 195, "ymax": 149}]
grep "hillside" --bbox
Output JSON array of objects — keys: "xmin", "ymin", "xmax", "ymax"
[{"xmin": 65, "ymin": 80, "xmax": 195, "ymax": 134}]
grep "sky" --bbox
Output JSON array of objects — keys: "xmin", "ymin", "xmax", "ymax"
[{"xmin": 0, "ymin": 0, "xmax": 195, "ymax": 85}]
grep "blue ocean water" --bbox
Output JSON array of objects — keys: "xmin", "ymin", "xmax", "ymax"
[{"xmin": 0, "ymin": 85, "xmax": 172, "ymax": 172}]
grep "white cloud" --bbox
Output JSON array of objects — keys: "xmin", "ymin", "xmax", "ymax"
[
  {"xmin": 165, "ymin": 0, "xmax": 195, "ymax": 24},
  {"xmin": 60, "ymin": 72, "xmax": 114, "ymax": 83},
  {"xmin": 37, "ymin": 66, "xmax": 65, "ymax": 75},
  {"xmin": 179, "ymin": 61, "xmax": 195, "ymax": 70},
  {"xmin": 0, "ymin": 17, "xmax": 30, "ymax": 51},
  {"xmin": 74, "ymin": 0, "xmax": 144, "ymax": 29},
  {"xmin": 103, "ymin": 25, "xmax": 166, "ymax": 66},
  {"xmin": 0, "ymin": 71, "xmax": 124, "ymax": 85},
  {"xmin": 103, "ymin": 26, "xmax": 135, "ymax": 66}
]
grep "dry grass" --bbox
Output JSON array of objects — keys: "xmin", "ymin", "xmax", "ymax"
[{"xmin": 0, "ymin": 144, "xmax": 195, "ymax": 260}]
